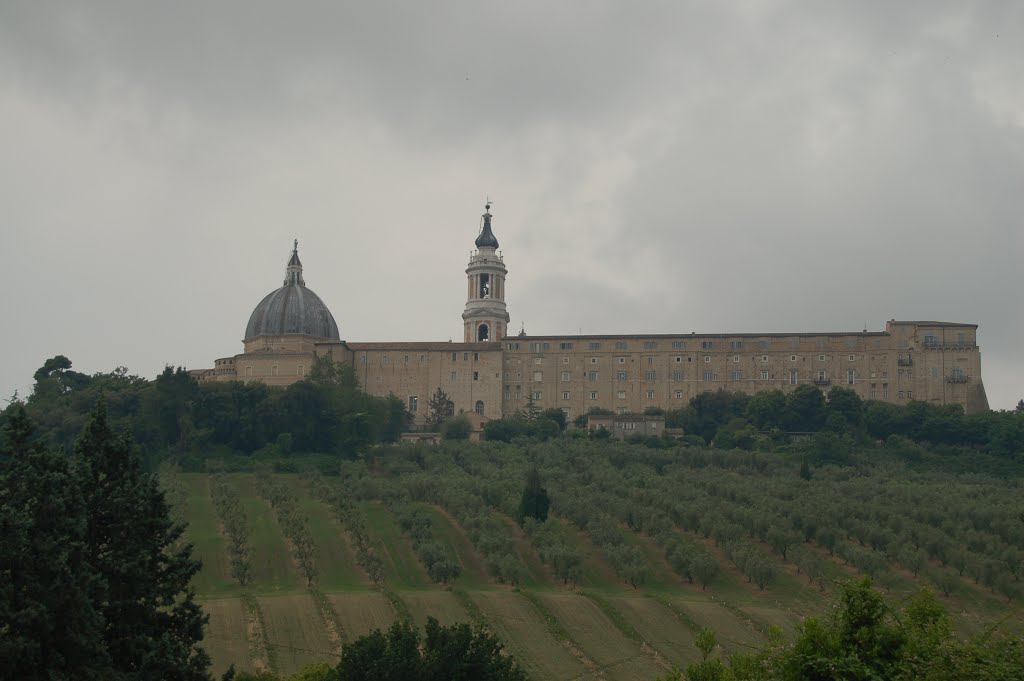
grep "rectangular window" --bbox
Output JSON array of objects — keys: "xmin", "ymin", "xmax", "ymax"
[
  {"xmin": 297, "ymin": 365, "xmax": 304, "ymax": 376},
  {"xmin": 408, "ymin": 396, "xmax": 418, "ymax": 412},
  {"xmin": 245, "ymin": 365, "xmax": 253, "ymax": 377},
  {"xmin": 514, "ymin": 389, "xmax": 521, "ymax": 400},
  {"xmin": 898, "ymin": 390, "xmax": 904, "ymax": 399},
  {"xmin": 617, "ymin": 390, "xmax": 626, "ymax": 399},
  {"xmin": 818, "ymin": 354, "xmax": 826, "ymax": 361},
  {"xmin": 817, "ymin": 370, "xmax": 827, "ymax": 382},
  {"xmin": 590, "ymin": 357, "xmax": 598, "ymax": 364},
  {"xmin": 847, "ymin": 370, "xmax": 855, "ymax": 385},
  {"xmin": 616, "ymin": 371, "xmax": 628, "ymax": 381},
  {"xmin": 674, "ymin": 390, "xmax": 683, "ymax": 398},
  {"xmin": 701, "ymin": 340, "xmax": 713, "ymax": 349},
  {"xmin": 590, "ymin": 391, "xmax": 598, "ymax": 400},
  {"xmin": 789, "ymin": 369, "xmax": 798, "ymax": 385},
  {"xmin": 703, "ymin": 371, "xmax": 714, "ymax": 381},
  {"xmin": 615, "ymin": 341, "xmax": 628, "ymax": 350},
  {"xmin": 532, "ymin": 391, "xmax": 542, "ymax": 400},
  {"xmin": 533, "ymin": 371, "xmax": 543, "ymax": 382},
  {"xmin": 906, "ymin": 390, "xmax": 912, "ymax": 399},
  {"xmin": 451, "ymin": 371, "xmax": 457, "ymax": 381},
  {"xmin": 361, "ymin": 354, "xmax": 368, "ymax": 364},
  {"xmin": 403, "ymin": 355, "xmax": 409, "ymax": 364},
  {"xmin": 271, "ymin": 365, "xmax": 279, "ymax": 376},
  {"xmin": 789, "ymin": 339, "xmax": 800, "ymax": 349},
  {"xmin": 675, "ymin": 356, "xmax": 682, "ymax": 363},
  {"xmin": 561, "ymin": 391, "xmax": 570, "ymax": 400},
  {"xmin": 761, "ymin": 370, "xmax": 769, "ymax": 380},
  {"xmin": 759, "ymin": 340, "xmax": 771, "ymax": 349},
  {"xmin": 761, "ymin": 355, "xmax": 769, "ymax": 362},
  {"xmin": 644, "ymin": 341, "xmax": 657, "ymax": 349},
  {"xmin": 848, "ymin": 354, "xmax": 856, "ymax": 361},
  {"xmin": 647, "ymin": 357, "xmax": 654, "ymax": 365},
  {"xmin": 923, "ymin": 334, "xmax": 939, "ymax": 347},
  {"xmin": 534, "ymin": 357, "xmax": 542, "ymax": 364},
  {"xmin": 473, "ymin": 371, "xmax": 479, "ymax": 381},
  {"xmin": 504, "ymin": 390, "xmax": 510, "ymax": 400},
  {"xmin": 420, "ymin": 355, "xmax": 427, "ymax": 363},
  {"xmin": 561, "ymin": 371, "xmax": 570, "ymax": 381},
  {"xmin": 704, "ymin": 355, "xmax": 711, "ymax": 363},
  {"xmin": 562, "ymin": 357, "xmax": 569, "ymax": 364},
  {"xmin": 589, "ymin": 342, "xmax": 602, "ymax": 350},
  {"xmin": 672, "ymin": 341, "xmax": 686, "ymax": 349},
  {"xmin": 672, "ymin": 371, "xmax": 683, "ymax": 381},
  {"xmin": 587, "ymin": 371, "xmax": 599, "ymax": 381},
  {"xmin": 451, "ymin": 352, "xmax": 457, "ymax": 361},
  {"xmin": 733, "ymin": 355, "xmax": 740, "ymax": 362},
  {"xmin": 815, "ymin": 339, "xmax": 825, "ymax": 349},
  {"xmin": 474, "ymin": 352, "xmax": 479, "ymax": 361},
  {"xmin": 463, "ymin": 352, "xmax": 468, "ymax": 361},
  {"xmin": 644, "ymin": 371, "xmax": 656, "ymax": 381},
  {"xmin": 730, "ymin": 340, "xmax": 743, "ymax": 349},
  {"xmin": 731, "ymin": 370, "xmax": 742, "ymax": 381},
  {"xmin": 560, "ymin": 342, "xmax": 573, "ymax": 350},
  {"xmin": 931, "ymin": 367, "xmax": 939, "ymax": 378},
  {"xmin": 646, "ymin": 390, "xmax": 655, "ymax": 399}
]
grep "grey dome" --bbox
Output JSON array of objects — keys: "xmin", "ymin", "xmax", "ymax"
[{"xmin": 244, "ymin": 242, "xmax": 341, "ymax": 342}]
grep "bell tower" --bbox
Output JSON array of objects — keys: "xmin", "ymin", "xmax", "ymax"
[{"xmin": 462, "ymin": 202, "xmax": 509, "ymax": 342}]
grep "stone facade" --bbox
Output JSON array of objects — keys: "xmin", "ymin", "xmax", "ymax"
[{"xmin": 194, "ymin": 206, "xmax": 989, "ymax": 420}]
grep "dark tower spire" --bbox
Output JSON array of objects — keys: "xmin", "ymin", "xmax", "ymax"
[{"xmin": 475, "ymin": 202, "xmax": 500, "ymax": 249}]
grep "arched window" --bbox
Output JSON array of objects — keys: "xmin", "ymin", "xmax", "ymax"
[
  {"xmin": 478, "ymin": 323, "xmax": 490, "ymax": 342},
  {"xmin": 475, "ymin": 400, "xmax": 485, "ymax": 415}
]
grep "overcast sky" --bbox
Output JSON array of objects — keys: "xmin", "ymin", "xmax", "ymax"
[{"xmin": 1, "ymin": 1, "xmax": 1021, "ymax": 409}]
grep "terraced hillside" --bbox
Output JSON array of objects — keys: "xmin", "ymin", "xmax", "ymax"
[{"xmin": 172, "ymin": 442, "xmax": 1024, "ymax": 679}]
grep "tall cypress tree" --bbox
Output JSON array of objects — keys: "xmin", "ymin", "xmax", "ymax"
[
  {"xmin": 1, "ymin": 404, "xmax": 110, "ymax": 680},
  {"xmin": 76, "ymin": 400, "xmax": 211, "ymax": 681}
]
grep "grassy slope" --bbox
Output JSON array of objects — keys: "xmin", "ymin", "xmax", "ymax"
[{"xmin": 184, "ymin": 473, "xmax": 1023, "ymax": 681}]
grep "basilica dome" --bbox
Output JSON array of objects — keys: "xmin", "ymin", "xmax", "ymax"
[{"xmin": 244, "ymin": 242, "xmax": 340, "ymax": 342}]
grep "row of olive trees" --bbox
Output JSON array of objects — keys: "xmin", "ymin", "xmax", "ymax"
[
  {"xmin": 522, "ymin": 517, "xmax": 583, "ymax": 586},
  {"xmin": 255, "ymin": 471, "xmax": 317, "ymax": 586},
  {"xmin": 209, "ymin": 472, "xmax": 253, "ymax": 585},
  {"xmin": 306, "ymin": 471, "xmax": 383, "ymax": 584},
  {"xmin": 395, "ymin": 505, "xmax": 463, "ymax": 584}
]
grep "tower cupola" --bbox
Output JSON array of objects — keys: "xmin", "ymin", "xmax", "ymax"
[{"xmin": 462, "ymin": 202, "xmax": 510, "ymax": 342}]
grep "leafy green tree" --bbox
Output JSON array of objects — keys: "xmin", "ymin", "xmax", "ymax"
[
  {"xmin": 516, "ymin": 466, "xmax": 550, "ymax": 525},
  {"xmin": 335, "ymin": 617, "xmax": 526, "ymax": 681},
  {"xmin": 0, "ymin": 404, "xmax": 110, "ymax": 680},
  {"xmin": 440, "ymin": 415, "xmax": 472, "ymax": 440},
  {"xmin": 76, "ymin": 401, "xmax": 212, "ymax": 680},
  {"xmin": 538, "ymin": 407, "xmax": 567, "ymax": 431},
  {"xmin": 307, "ymin": 355, "xmax": 359, "ymax": 389},
  {"xmin": 785, "ymin": 384, "xmax": 826, "ymax": 432}
]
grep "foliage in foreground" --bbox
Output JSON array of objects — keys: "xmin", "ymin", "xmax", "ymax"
[
  {"xmin": 226, "ymin": 617, "xmax": 526, "ymax": 681},
  {"xmin": 658, "ymin": 579, "xmax": 1024, "ymax": 681},
  {"xmin": 0, "ymin": 402, "xmax": 211, "ymax": 681}
]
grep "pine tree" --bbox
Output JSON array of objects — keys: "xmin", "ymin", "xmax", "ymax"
[
  {"xmin": 0, "ymin": 404, "xmax": 110, "ymax": 680},
  {"xmin": 76, "ymin": 401, "xmax": 212, "ymax": 680},
  {"xmin": 516, "ymin": 467, "xmax": 550, "ymax": 526}
]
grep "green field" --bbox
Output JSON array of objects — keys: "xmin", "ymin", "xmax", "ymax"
[{"xmin": 178, "ymin": 471, "xmax": 1024, "ymax": 680}]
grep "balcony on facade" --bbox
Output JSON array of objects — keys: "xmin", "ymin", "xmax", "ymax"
[
  {"xmin": 814, "ymin": 377, "xmax": 831, "ymax": 386},
  {"xmin": 897, "ymin": 357, "xmax": 913, "ymax": 366},
  {"xmin": 946, "ymin": 373, "xmax": 969, "ymax": 384}
]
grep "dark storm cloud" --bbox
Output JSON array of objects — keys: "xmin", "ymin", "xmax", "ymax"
[{"xmin": 0, "ymin": 1, "xmax": 1021, "ymax": 407}]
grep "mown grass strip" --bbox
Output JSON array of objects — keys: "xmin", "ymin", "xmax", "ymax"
[
  {"xmin": 309, "ymin": 588, "xmax": 347, "ymax": 648},
  {"xmin": 242, "ymin": 592, "xmax": 276, "ymax": 674},
  {"xmin": 582, "ymin": 591, "xmax": 644, "ymax": 644},
  {"xmin": 647, "ymin": 592, "xmax": 702, "ymax": 635},
  {"xmin": 380, "ymin": 586, "xmax": 412, "ymax": 623},
  {"xmin": 519, "ymin": 590, "xmax": 573, "ymax": 644},
  {"xmin": 451, "ymin": 589, "xmax": 488, "ymax": 627}
]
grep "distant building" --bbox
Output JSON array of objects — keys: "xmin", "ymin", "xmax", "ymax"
[
  {"xmin": 586, "ymin": 414, "xmax": 666, "ymax": 439},
  {"xmin": 193, "ymin": 206, "xmax": 989, "ymax": 420}
]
